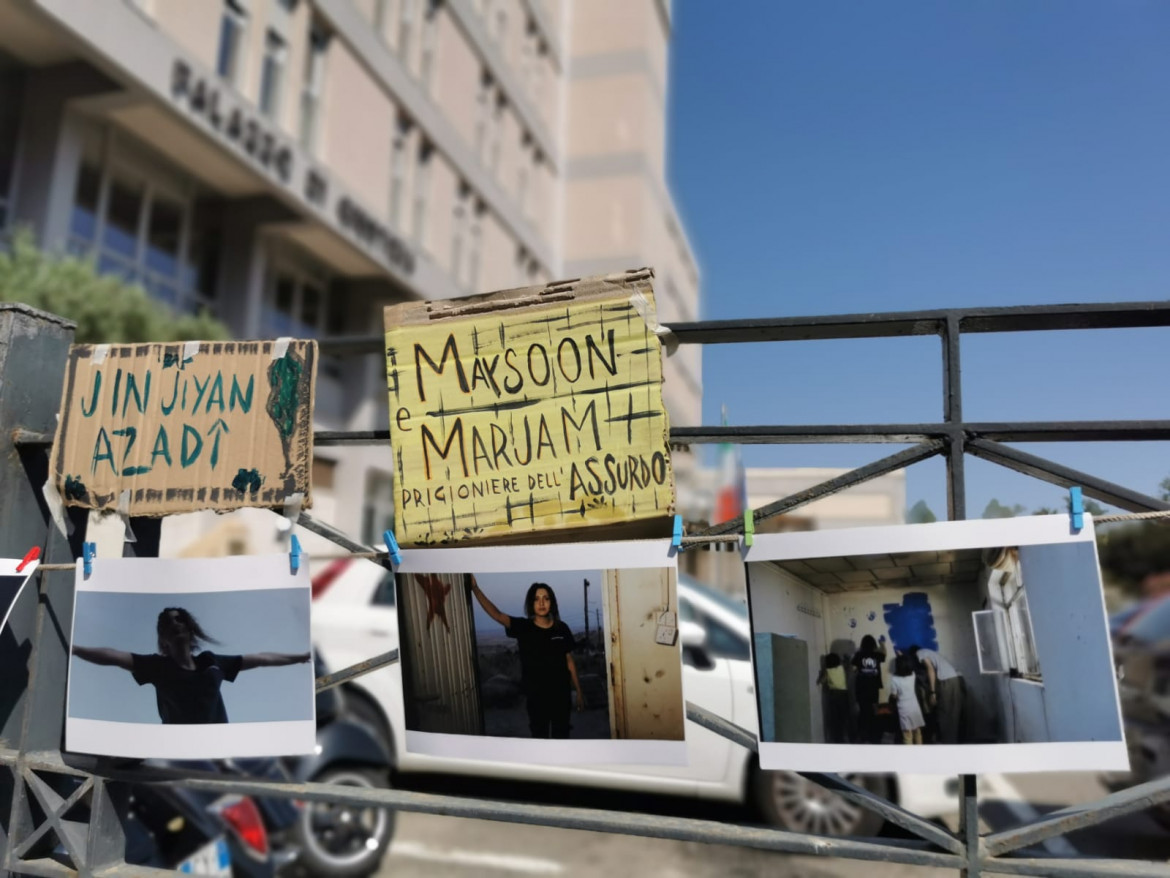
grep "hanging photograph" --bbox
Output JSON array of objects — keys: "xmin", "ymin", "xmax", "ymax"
[
  {"xmin": 66, "ymin": 553, "xmax": 315, "ymax": 759},
  {"xmin": 394, "ymin": 539, "xmax": 685, "ymax": 764},
  {"xmin": 745, "ymin": 515, "xmax": 1127, "ymax": 773},
  {"xmin": 0, "ymin": 555, "xmax": 40, "ymax": 636}
]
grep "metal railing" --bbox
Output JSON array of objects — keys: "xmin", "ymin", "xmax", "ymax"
[{"xmin": 2, "ymin": 298, "xmax": 1170, "ymax": 877}]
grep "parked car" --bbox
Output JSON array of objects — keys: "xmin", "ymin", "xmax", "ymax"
[
  {"xmin": 310, "ymin": 557, "xmax": 959, "ymax": 837},
  {"xmin": 1108, "ymin": 593, "xmax": 1170, "ymax": 828}
]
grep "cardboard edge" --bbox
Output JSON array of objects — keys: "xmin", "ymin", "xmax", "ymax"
[{"xmin": 50, "ymin": 339, "xmax": 319, "ymax": 516}]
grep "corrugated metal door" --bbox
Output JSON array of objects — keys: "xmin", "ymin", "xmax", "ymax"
[{"xmin": 398, "ymin": 572, "xmax": 484, "ymax": 735}]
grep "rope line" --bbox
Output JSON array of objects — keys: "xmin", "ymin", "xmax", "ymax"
[{"xmin": 28, "ymin": 510, "xmax": 1169, "ymax": 573}]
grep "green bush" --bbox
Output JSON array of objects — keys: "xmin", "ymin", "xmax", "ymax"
[{"xmin": 0, "ymin": 228, "xmax": 230, "ymax": 343}]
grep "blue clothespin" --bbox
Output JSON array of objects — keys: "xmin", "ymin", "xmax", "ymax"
[
  {"xmin": 289, "ymin": 535, "xmax": 303, "ymax": 573},
  {"xmin": 383, "ymin": 530, "xmax": 403, "ymax": 566},
  {"xmin": 671, "ymin": 515, "xmax": 684, "ymax": 552},
  {"xmin": 743, "ymin": 510, "xmax": 755, "ymax": 548},
  {"xmin": 1069, "ymin": 486, "xmax": 1084, "ymax": 531},
  {"xmin": 82, "ymin": 542, "xmax": 96, "ymax": 577}
]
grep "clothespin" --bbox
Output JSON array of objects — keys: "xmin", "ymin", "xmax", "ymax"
[
  {"xmin": 82, "ymin": 542, "xmax": 96, "ymax": 577},
  {"xmin": 1069, "ymin": 486, "xmax": 1084, "ymax": 532},
  {"xmin": 16, "ymin": 546, "xmax": 40, "ymax": 573},
  {"xmin": 383, "ymin": 530, "xmax": 403, "ymax": 566},
  {"xmin": 743, "ymin": 510, "xmax": 755, "ymax": 548},
  {"xmin": 671, "ymin": 515, "xmax": 684, "ymax": 552},
  {"xmin": 289, "ymin": 535, "xmax": 303, "ymax": 573}
]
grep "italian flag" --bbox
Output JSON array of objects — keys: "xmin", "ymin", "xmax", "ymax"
[{"xmin": 713, "ymin": 407, "xmax": 746, "ymax": 525}]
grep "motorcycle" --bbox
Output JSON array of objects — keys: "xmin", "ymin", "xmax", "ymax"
[
  {"xmin": 27, "ymin": 760, "xmax": 275, "ymax": 877},
  {"xmin": 233, "ymin": 651, "xmax": 396, "ymax": 878}
]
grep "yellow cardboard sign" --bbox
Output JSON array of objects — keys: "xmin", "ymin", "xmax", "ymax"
[
  {"xmin": 385, "ymin": 271, "xmax": 675, "ymax": 545},
  {"xmin": 51, "ymin": 340, "xmax": 316, "ymax": 515}
]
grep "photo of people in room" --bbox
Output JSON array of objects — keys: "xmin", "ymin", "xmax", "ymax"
[{"xmin": 747, "ymin": 529, "xmax": 1123, "ymax": 754}]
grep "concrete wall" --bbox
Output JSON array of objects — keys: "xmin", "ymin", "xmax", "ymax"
[
  {"xmin": 746, "ymin": 563, "xmax": 827, "ymax": 743},
  {"xmin": 324, "ymin": 41, "xmax": 398, "ymax": 201}
]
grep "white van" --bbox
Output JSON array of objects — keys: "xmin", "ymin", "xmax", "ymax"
[{"xmin": 310, "ymin": 558, "xmax": 959, "ymax": 838}]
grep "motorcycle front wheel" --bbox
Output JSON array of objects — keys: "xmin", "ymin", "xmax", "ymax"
[{"xmin": 293, "ymin": 765, "xmax": 395, "ymax": 878}]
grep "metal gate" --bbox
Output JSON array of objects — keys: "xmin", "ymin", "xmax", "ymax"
[{"xmin": 3, "ymin": 297, "xmax": 1170, "ymax": 877}]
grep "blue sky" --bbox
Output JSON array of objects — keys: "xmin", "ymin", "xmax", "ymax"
[
  {"xmin": 668, "ymin": 2, "xmax": 1170, "ymax": 518},
  {"xmin": 70, "ymin": 588, "xmax": 312, "ymax": 724}
]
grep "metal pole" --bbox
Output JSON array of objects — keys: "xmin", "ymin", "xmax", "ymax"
[{"xmin": 941, "ymin": 316, "xmax": 979, "ymax": 877}]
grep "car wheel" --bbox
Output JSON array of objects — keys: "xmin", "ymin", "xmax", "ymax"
[
  {"xmin": 752, "ymin": 769, "xmax": 890, "ymax": 837},
  {"xmin": 293, "ymin": 766, "xmax": 395, "ymax": 878},
  {"xmin": 343, "ymin": 687, "xmax": 394, "ymax": 748},
  {"xmin": 1149, "ymin": 802, "xmax": 1170, "ymax": 833}
]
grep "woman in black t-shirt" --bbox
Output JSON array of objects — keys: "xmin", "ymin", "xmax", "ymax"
[
  {"xmin": 72, "ymin": 607, "xmax": 310, "ymax": 724},
  {"xmin": 471, "ymin": 578, "xmax": 586, "ymax": 738}
]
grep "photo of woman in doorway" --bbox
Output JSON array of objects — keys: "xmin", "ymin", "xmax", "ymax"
[
  {"xmin": 71, "ymin": 607, "xmax": 310, "ymax": 725},
  {"xmin": 470, "ymin": 579, "xmax": 586, "ymax": 738}
]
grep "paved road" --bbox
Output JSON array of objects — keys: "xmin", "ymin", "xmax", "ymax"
[{"xmin": 374, "ymin": 772, "xmax": 1170, "ymax": 877}]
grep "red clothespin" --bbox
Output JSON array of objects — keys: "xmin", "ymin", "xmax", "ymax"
[{"xmin": 16, "ymin": 546, "xmax": 40, "ymax": 573}]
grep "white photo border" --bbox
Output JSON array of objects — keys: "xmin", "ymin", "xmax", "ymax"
[
  {"xmin": 744, "ymin": 514, "xmax": 1129, "ymax": 774},
  {"xmin": 396, "ymin": 539, "xmax": 686, "ymax": 765},
  {"xmin": 0, "ymin": 557, "xmax": 39, "ymax": 635},
  {"xmin": 65, "ymin": 553, "xmax": 316, "ymax": 760}
]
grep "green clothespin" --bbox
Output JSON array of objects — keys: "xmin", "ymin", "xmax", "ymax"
[{"xmin": 743, "ymin": 509, "xmax": 755, "ymax": 547}]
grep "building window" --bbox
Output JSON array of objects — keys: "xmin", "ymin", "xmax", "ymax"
[
  {"xmin": 1003, "ymin": 585, "xmax": 1041, "ymax": 678},
  {"xmin": 398, "ymin": 0, "xmax": 415, "ymax": 65},
  {"xmin": 389, "ymin": 115, "xmax": 411, "ymax": 229},
  {"xmin": 413, "ymin": 140, "xmax": 432, "ymax": 245},
  {"xmin": 299, "ymin": 26, "xmax": 329, "ymax": 153},
  {"xmin": 514, "ymin": 245, "xmax": 528, "ymax": 286},
  {"xmin": 516, "ymin": 163, "xmax": 527, "ymax": 220},
  {"xmin": 530, "ymin": 149, "xmax": 543, "ymax": 222},
  {"xmin": 450, "ymin": 182, "xmax": 470, "ymax": 288},
  {"xmin": 474, "ymin": 71, "xmax": 493, "ymax": 160},
  {"xmin": 489, "ymin": 94, "xmax": 505, "ymax": 174},
  {"xmin": 262, "ymin": 250, "xmax": 342, "ymax": 341},
  {"xmin": 978, "ymin": 549, "xmax": 1043, "ymax": 680},
  {"xmin": 312, "ymin": 456, "xmax": 337, "ymax": 490},
  {"xmin": 362, "ymin": 470, "xmax": 395, "ymax": 547},
  {"xmin": 420, "ymin": 0, "xmax": 440, "ymax": 91},
  {"xmin": 217, "ymin": 0, "xmax": 248, "ymax": 86},
  {"xmin": 259, "ymin": 29, "xmax": 287, "ymax": 120},
  {"xmin": 68, "ymin": 135, "xmax": 221, "ymax": 314},
  {"xmin": 494, "ymin": 7, "xmax": 507, "ymax": 49},
  {"xmin": 467, "ymin": 201, "xmax": 484, "ymax": 293}
]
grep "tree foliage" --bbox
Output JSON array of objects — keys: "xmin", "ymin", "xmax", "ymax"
[
  {"xmin": 0, "ymin": 229, "xmax": 229, "ymax": 344},
  {"xmin": 907, "ymin": 499, "xmax": 937, "ymax": 524},
  {"xmin": 981, "ymin": 498, "xmax": 1025, "ymax": 519},
  {"xmin": 1097, "ymin": 522, "xmax": 1170, "ymax": 594}
]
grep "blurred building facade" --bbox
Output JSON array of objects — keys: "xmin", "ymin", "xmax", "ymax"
[{"xmin": 0, "ymin": 0, "xmax": 701, "ymax": 552}]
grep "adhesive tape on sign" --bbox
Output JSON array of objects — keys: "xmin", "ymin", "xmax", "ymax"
[
  {"xmin": 272, "ymin": 337, "xmax": 291, "ymax": 360},
  {"xmin": 629, "ymin": 292, "xmax": 679, "ymax": 357},
  {"xmin": 183, "ymin": 340, "xmax": 200, "ymax": 361},
  {"xmin": 91, "ymin": 344, "xmax": 110, "ymax": 365}
]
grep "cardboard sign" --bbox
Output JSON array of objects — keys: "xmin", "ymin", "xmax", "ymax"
[
  {"xmin": 384, "ymin": 269, "xmax": 675, "ymax": 546},
  {"xmin": 51, "ymin": 340, "xmax": 315, "ymax": 515}
]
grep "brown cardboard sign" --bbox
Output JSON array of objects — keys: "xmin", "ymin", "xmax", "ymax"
[
  {"xmin": 51, "ymin": 340, "xmax": 316, "ymax": 515},
  {"xmin": 384, "ymin": 268, "xmax": 676, "ymax": 546}
]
